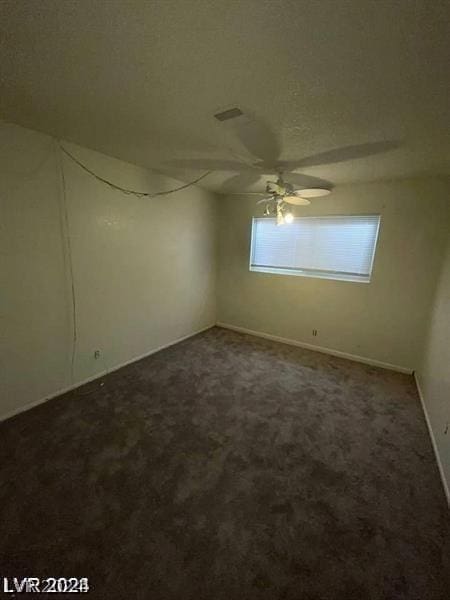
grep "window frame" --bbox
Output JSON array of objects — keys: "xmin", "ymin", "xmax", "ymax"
[{"xmin": 249, "ymin": 214, "xmax": 381, "ymax": 284}]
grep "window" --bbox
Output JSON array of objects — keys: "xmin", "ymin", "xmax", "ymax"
[{"xmin": 250, "ymin": 215, "xmax": 381, "ymax": 283}]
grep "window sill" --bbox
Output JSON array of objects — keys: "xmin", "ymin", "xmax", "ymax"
[{"xmin": 249, "ymin": 266, "xmax": 371, "ymax": 283}]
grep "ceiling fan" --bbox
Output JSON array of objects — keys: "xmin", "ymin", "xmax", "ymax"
[
  {"xmin": 164, "ymin": 107, "xmax": 398, "ymax": 223},
  {"xmin": 254, "ymin": 172, "xmax": 331, "ymax": 225}
]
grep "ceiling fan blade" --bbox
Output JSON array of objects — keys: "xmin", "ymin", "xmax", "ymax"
[
  {"xmin": 219, "ymin": 171, "xmax": 262, "ymax": 193},
  {"xmin": 164, "ymin": 158, "xmax": 256, "ymax": 171},
  {"xmin": 285, "ymin": 172, "xmax": 333, "ymax": 189},
  {"xmin": 234, "ymin": 119, "xmax": 281, "ymax": 166},
  {"xmin": 256, "ymin": 197, "xmax": 272, "ymax": 204},
  {"xmin": 279, "ymin": 141, "xmax": 399, "ymax": 170},
  {"xmin": 296, "ymin": 188, "xmax": 331, "ymax": 198},
  {"xmin": 284, "ymin": 196, "xmax": 311, "ymax": 206}
]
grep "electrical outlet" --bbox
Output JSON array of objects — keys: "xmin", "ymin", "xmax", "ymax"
[
  {"xmin": 312, "ymin": 329, "xmax": 318, "ymax": 337},
  {"xmin": 94, "ymin": 350, "xmax": 101, "ymax": 360}
]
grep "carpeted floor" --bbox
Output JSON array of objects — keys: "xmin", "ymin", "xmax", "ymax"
[{"xmin": 1, "ymin": 326, "xmax": 448, "ymax": 599}]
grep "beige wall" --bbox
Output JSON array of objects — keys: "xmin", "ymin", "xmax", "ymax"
[
  {"xmin": 0, "ymin": 121, "xmax": 218, "ymax": 419},
  {"xmin": 217, "ymin": 179, "xmax": 450, "ymax": 371},
  {"xmin": 418, "ymin": 235, "xmax": 450, "ymax": 502}
]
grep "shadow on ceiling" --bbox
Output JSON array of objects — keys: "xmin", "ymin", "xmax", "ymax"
[{"xmin": 163, "ymin": 115, "xmax": 400, "ymax": 193}]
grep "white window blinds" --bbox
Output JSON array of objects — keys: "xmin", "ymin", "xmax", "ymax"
[{"xmin": 250, "ymin": 215, "xmax": 381, "ymax": 282}]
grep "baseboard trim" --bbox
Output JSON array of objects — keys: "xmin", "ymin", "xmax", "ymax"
[
  {"xmin": 414, "ymin": 372, "xmax": 450, "ymax": 508},
  {"xmin": 0, "ymin": 324, "xmax": 215, "ymax": 423},
  {"xmin": 216, "ymin": 322, "xmax": 413, "ymax": 374}
]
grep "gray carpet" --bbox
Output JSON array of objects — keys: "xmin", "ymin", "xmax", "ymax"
[{"xmin": 1, "ymin": 326, "xmax": 448, "ymax": 599}]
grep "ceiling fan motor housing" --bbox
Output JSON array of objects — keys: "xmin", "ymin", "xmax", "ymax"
[{"xmin": 266, "ymin": 181, "xmax": 283, "ymax": 195}]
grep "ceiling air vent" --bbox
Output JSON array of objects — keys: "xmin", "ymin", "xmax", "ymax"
[{"xmin": 213, "ymin": 107, "xmax": 243, "ymax": 122}]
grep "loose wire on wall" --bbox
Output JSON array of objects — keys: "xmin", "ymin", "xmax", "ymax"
[
  {"xmin": 56, "ymin": 140, "xmax": 211, "ymax": 388},
  {"xmin": 58, "ymin": 143, "xmax": 212, "ymax": 198},
  {"xmin": 56, "ymin": 141, "xmax": 78, "ymax": 383}
]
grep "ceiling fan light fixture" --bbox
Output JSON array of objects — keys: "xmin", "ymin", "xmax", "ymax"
[
  {"xmin": 263, "ymin": 203, "xmax": 272, "ymax": 216},
  {"xmin": 276, "ymin": 203, "xmax": 285, "ymax": 225},
  {"xmin": 274, "ymin": 201, "xmax": 294, "ymax": 225},
  {"xmin": 284, "ymin": 211, "xmax": 294, "ymax": 224}
]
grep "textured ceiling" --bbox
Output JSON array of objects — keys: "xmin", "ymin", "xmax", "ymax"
[{"xmin": 1, "ymin": 0, "xmax": 449, "ymax": 193}]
